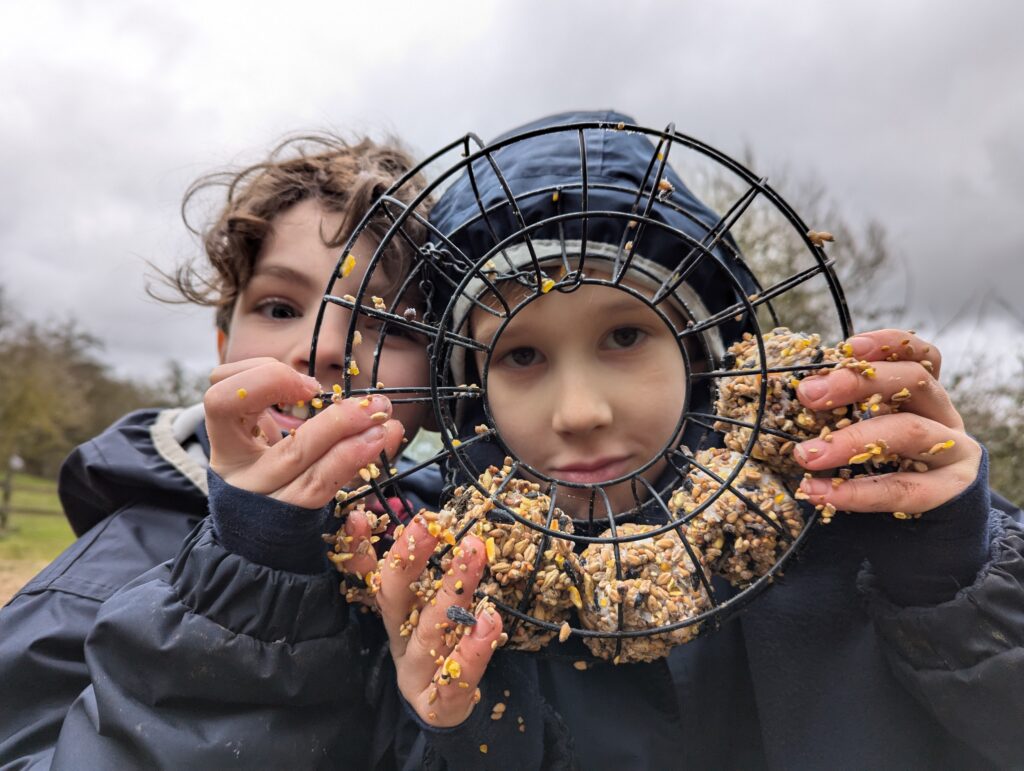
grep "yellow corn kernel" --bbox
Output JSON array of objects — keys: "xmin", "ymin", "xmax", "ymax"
[{"xmin": 568, "ymin": 586, "xmax": 583, "ymax": 609}]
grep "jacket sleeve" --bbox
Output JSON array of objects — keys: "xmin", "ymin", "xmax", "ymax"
[
  {"xmin": 0, "ymin": 585, "xmax": 101, "ymax": 769},
  {"xmin": 49, "ymin": 516, "xmax": 374, "ymax": 770},
  {"xmin": 393, "ymin": 651, "xmax": 576, "ymax": 771},
  {"xmin": 860, "ymin": 456, "xmax": 1024, "ymax": 769}
]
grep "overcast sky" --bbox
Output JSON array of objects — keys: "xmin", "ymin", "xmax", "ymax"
[{"xmin": 1, "ymin": 0, "xmax": 1021, "ymax": 383}]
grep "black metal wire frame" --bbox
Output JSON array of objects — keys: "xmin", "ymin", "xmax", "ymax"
[{"xmin": 308, "ymin": 119, "xmax": 851, "ymax": 645}]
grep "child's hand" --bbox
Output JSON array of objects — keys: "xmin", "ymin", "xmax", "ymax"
[
  {"xmin": 204, "ymin": 357, "xmax": 405, "ymax": 509},
  {"xmin": 376, "ymin": 518, "xmax": 504, "ymax": 727},
  {"xmin": 793, "ymin": 330, "xmax": 982, "ymax": 516}
]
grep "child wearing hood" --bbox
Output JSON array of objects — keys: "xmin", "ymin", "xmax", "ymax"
[{"xmin": 366, "ymin": 111, "xmax": 1024, "ymax": 770}]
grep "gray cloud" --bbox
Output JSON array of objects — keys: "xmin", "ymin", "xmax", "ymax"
[{"xmin": 1, "ymin": 0, "xmax": 1021, "ymax": 382}]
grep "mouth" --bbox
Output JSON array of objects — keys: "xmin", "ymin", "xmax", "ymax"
[
  {"xmin": 550, "ymin": 456, "xmax": 633, "ymax": 485},
  {"xmin": 269, "ymin": 397, "xmax": 329, "ymax": 432}
]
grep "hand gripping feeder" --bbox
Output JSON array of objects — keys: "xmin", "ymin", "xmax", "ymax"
[{"xmin": 312, "ymin": 114, "xmax": 852, "ymax": 663}]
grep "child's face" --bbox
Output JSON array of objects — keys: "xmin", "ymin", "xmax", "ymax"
[
  {"xmin": 472, "ymin": 280, "xmax": 687, "ymax": 518},
  {"xmin": 219, "ymin": 198, "xmax": 430, "ymax": 438}
]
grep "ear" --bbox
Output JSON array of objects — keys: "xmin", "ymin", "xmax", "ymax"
[{"xmin": 216, "ymin": 328, "xmax": 228, "ymax": 364}]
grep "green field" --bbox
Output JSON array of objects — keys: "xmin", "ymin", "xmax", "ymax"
[{"xmin": 1, "ymin": 473, "xmax": 73, "ymax": 603}]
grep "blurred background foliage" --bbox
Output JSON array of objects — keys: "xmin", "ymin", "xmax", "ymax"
[{"xmin": 0, "ymin": 286, "xmax": 205, "ymax": 482}]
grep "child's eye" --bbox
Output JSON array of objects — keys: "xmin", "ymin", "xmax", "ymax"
[
  {"xmin": 255, "ymin": 299, "xmax": 299, "ymax": 320},
  {"xmin": 606, "ymin": 327, "xmax": 646, "ymax": 349},
  {"xmin": 502, "ymin": 347, "xmax": 541, "ymax": 368}
]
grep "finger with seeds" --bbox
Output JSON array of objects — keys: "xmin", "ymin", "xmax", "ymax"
[
  {"xmin": 206, "ymin": 358, "xmax": 322, "ymax": 453},
  {"xmin": 797, "ymin": 360, "xmax": 961, "ymax": 429},
  {"xmin": 414, "ymin": 604, "xmax": 503, "ymax": 727},
  {"xmin": 379, "ymin": 530, "xmax": 501, "ymax": 727},
  {"xmin": 835, "ymin": 329, "xmax": 942, "ymax": 378},
  {"xmin": 324, "ymin": 508, "xmax": 379, "ymax": 583},
  {"xmin": 208, "ymin": 360, "xmax": 405, "ymax": 508},
  {"xmin": 794, "ymin": 413, "xmax": 976, "ymax": 473},
  {"xmin": 376, "ymin": 515, "xmax": 444, "ymax": 650},
  {"xmin": 796, "ymin": 462, "xmax": 981, "ymax": 516},
  {"xmin": 396, "ymin": 535, "xmax": 488, "ymax": 683}
]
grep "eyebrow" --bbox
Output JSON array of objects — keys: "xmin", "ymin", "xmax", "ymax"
[{"xmin": 251, "ymin": 263, "xmax": 320, "ymax": 293}]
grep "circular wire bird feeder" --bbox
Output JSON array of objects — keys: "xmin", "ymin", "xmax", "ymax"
[{"xmin": 311, "ymin": 118, "xmax": 852, "ymax": 661}]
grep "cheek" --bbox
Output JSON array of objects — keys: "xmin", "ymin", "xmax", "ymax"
[
  {"xmin": 377, "ymin": 346, "xmax": 429, "ymax": 388},
  {"xmin": 377, "ymin": 347, "xmax": 431, "ymax": 435},
  {"xmin": 487, "ymin": 375, "xmax": 544, "ymax": 457}
]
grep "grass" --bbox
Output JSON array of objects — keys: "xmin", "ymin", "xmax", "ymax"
[
  {"xmin": 0, "ymin": 510, "xmax": 75, "ymax": 561},
  {"xmin": 1, "ymin": 473, "xmax": 73, "ymax": 603},
  {"xmin": 7, "ymin": 472, "xmax": 64, "ymax": 514}
]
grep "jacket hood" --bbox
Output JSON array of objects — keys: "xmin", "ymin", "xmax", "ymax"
[
  {"xmin": 428, "ymin": 109, "xmax": 759, "ymax": 326},
  {"xmin": 426, "ymin": 111, "xmax": 759, "ymax": 482},
  {"xmin": 58, "ymin": 407, "xmax": 210, "ymax": 536}
]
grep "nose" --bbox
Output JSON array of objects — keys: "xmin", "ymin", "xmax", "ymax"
[
  {"xmin": 550, "ymin": 366, "xmax": 613, "ymax": 437},
  {"xmin": 296, "ymin": 304, "xmax": 350, "ymax": 383}
]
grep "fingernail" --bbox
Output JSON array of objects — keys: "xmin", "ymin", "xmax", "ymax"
[
  {"xmin": 800, "ymin": 477, "xmax": 830, "ymax": 496},
  {"xmin": 369, "ymin": 394, "xmax": 391, "ymax": 412},
  {"xmin": 303, "ymin": 375, "xmax": 322, "ymax": 391},
  {"xmin": 847, "ymin": 336, "xmax": 873, "ymax": 357},
  {"xmin": 363, "ymin": 425, "xmax": 386, "ymax": 442},
  {"xmin": 471, "ymin": 609, "xmax": 496, "ymax": 639},
  {"xmin": 794, "ymin": 439, "xmax": 827, "ymax": 463},
  {"xmin": 799, "ymin": 377, "xmax": 828, "ymax": 401}
]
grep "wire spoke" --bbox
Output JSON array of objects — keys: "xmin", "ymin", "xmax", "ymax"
[
  {"xmin": 338, "ymin": 431, "xmax": 493, "ymax": 508},
  {"xmin": 684, "ymin": 411, "xmax": 803, "ymax": 445},
  {"xmin": 653, "ymin": 179, "xmax": 765, "ymax": 305},
  {"xmin": 614, "ymin": 124, "xmax": 676, "ymax": 284},
  {"xmin": 680, "ymin": 261, "xmax": 832, "ymax": 339},
  {"xmin": 478, "ymin": 149, "xmax": 543, "ymax": 283},
  {"xmin": 634, "ymin": 475, "xmax": 718, "ymax": 606},
  {"xmin": 691, "ymin": 360, "xmax": 836, "ymax": 381},
  {"xmin": 399, "ymin": 212, "xmax": 510, "ymax": 318},
  {"xmin": 577, "ymin": 129, "xmax": 589, "ymax": 275},
  {"xmin": 669, "ymin": 449, "xmax": 787, "ymax": 537},
  {"xmin": 324, "ymin": 294, "xmax": 490, "ymax": 353}
]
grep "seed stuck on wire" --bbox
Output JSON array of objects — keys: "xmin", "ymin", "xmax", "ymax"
[{"xmin": 340, "ymin": 253, "xmax": 356, "ymax": 278}]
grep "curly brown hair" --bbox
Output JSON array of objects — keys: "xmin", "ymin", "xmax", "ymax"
[{"xmin": 155, "ymin": 133, "xmax": 430, "ymax": 333}]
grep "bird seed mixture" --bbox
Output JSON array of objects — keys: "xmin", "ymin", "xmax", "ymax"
[{"xmin": 577, "ymin": 522, "xmax": 710, "ymax": 663}]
